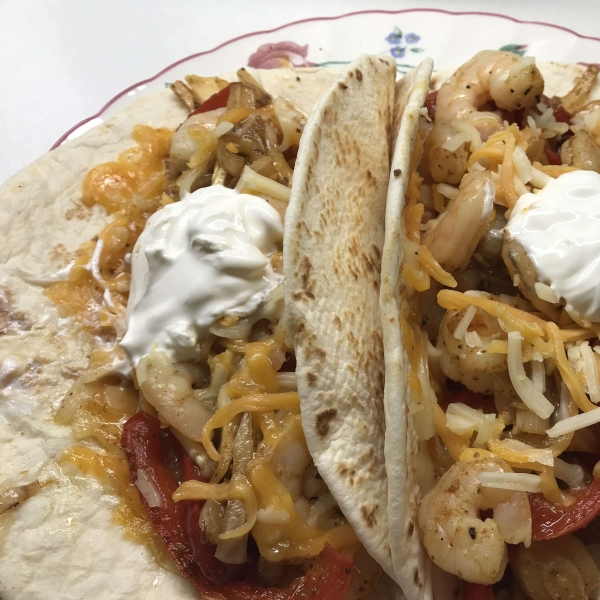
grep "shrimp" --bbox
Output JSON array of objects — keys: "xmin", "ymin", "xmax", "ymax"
[
  {"xmin": 439, "ymin": 306, "xmax": 508, "ymax": 394},
  {"xmin": 436, "ymin": 51, "xmax": 544, "ymax": 139},
  {"xmin": 422, "ymin": 170, "xmax": 495, "ymax": 272},
  {"xmin": 421, "ymin": 122, "xmax": 469, "ymax": 185},
  {"xmin": 502, "ymin": 237, "xmax": 561, "ymax": 321},
  {"xmin": 136, "ymin": 350, "xmax": 213, "ymax": 442},
  {"xmin": 419, "ymin": 456, "xmax": 531, "ymax": 585},
  {"xmin": 560, "ymin": 129, "xmax": 600, "ymax": 173},
  {"xmin": 170, "ymin": 108, "xmax": 226, "ymax": 171}
]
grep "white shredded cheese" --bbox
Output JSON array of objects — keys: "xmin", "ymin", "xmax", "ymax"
[
  {"xmin": 479, "ymin": 472, "xmax": 542, "ymax": 493},
  {"xmin": 546, "ymin": 407, "xmax": 600, "ymax": 438},
  {"xmin": 507, "ymin": 331, "xmax": 554, "ymax": 419},
  {"xmin": 451, "ymin": 118, "xmax": 482, "ymax": 151},
  {"xmin": 581, "ymin": 341, "xmax": 600, "ymax": 404},
  {"xmin": 465, "ymin": 330, "xmax": 482, "ymax": 348},
  {"xmin": 454, "ymin": 304, "xmax": 477, "ymax": 340},
  {"xmin": 527, "ymin": 114, "xmax": 539, "ymax": 138},
  {"xmin": 513, "ymin": 274, "xmax": 521, "ymax": 287},
  {"xmin": 437, "ymin": 183, "xmax": 460, "ymax": 200},
  {"xmin": 442, "ymin": 131, "xmax": 471, "ymax": 152},
  {"xmin": 214, "ymin": 121, "xmax": 235, "ymax": 137},
  {"xmin": 513, "ymin": 146, "xmax": 533, "ymax": 184},
  {"xmin": 535, "ymin": 282, "xmax": 559, "ymax": 304},
  {"xmin": 530, "ymin": 167, "xmax": 552, "ymax": 189},
  {"xmin": 135, "ymin": 469, "xmax": 163, "ymax": 508},
  {"xmin": 474, "ymin": 413, "xmax": 496, "ymax": 445}
]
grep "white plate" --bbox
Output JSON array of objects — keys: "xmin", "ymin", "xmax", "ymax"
[{"xmin": 52, "ymin": 8, "xmax": 600, "ymax": 148}]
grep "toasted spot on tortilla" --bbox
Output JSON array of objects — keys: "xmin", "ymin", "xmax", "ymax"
[
  {"xmin": 306, "ymin": 372, "xmax": 317, "ymax": 387},
  {"xmin": 332, "ymin": 315, "xmax": 341, "ymax": 329},
  {"xmin": 413, "ymin": 567, "xmax": 422, "ymax": 587},
  {"xmin": 315, "ymin": 408, "xmax": 337, "ymax": 437},
  {"xmin": 338, "ymin": 81, "xmax": 348, "ymax": 90},
  {"xmin": 355, "ymin": 69, "xmax": 363, "ymax": 82},
  {"xmin": 0, "ymin": 288, "xmax": 31, "ymax": 334},
  {"xmin": 360, "ymin": 504, "xmax": 378, "ymax": 528}
]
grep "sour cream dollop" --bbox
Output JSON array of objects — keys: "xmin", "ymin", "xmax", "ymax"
[
  {"xmin": 505, "ymin": 171, "xmax": 600, "ymax": 324},
  {"xmin": 120, "ymin": 185, "xmax": 283, "ymax": 365}
]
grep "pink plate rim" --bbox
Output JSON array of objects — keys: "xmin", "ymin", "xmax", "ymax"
[{"xmin": 50, "ymin": 7, "xmax": 600, "ymax": 150}]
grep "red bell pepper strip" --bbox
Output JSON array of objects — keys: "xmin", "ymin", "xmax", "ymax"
[
  {"xmin": 544, "ymin": 145, "xmax": 562, "ymax": 165},
  {"xmin": 425, "ymin": 90, "xmax": 438, "ymax": 120},
  {"xmin": 464, "ymin": 582, "xmax": 495, "ymax": 600},
  {"xmin": 189, "ymin": 84, "xmax": 232, "ymax": 116},
  {"xmin": 529, "ymin": 478, "xmax": 600, "ymax": 540},
  {"xmin": 122, "ymin": 411, "xmax": 354, "ymax": 599}
]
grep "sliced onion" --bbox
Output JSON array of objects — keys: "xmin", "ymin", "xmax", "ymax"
[{"xmin": 135, "ymin": 469, "xmax": 163, "ymax": 508}]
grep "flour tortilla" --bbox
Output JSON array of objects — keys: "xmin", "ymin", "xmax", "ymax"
[
  {"xmin": 0, "ymin": 67, "xmax": 346, "ymax": 600},
  {"xmin": 284, "ymin": 54, "xmax": 397, "ymax": 581},
  {"xmin": 382, "ymin": 58, "xmax": 600, "ymax": 600}
]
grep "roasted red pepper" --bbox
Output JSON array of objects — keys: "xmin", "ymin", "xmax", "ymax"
[
  {"xmin": 189, "ymin": 84, "xmax": 232, "ymax": 116},
  {"xmin": 464, "ymin": 582, "xmax": 495, "ymax": 600},
  {"xmin": 425, "ymin": 90, "xmax": 438, "ymax": 120},
  {"xmin": 543, "ymin": 145, "xmax": 562, "ymax": 165},
  {"xmin": 122, "ymin": 411, "xmax": 354, "ymax": 599},
  {"xmin": 529, "ymin": 478, "xmax": 600, "ymax": 540}
]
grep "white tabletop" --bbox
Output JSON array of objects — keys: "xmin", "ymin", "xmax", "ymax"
[{"xmin": 1, "ymin": 0, "xmax": 598, "ymax": 185}]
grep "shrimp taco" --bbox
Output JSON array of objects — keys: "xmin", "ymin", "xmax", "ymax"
[
  {"xmin": 383, "ymin": 50, "xmax": 600, "ymax": 600},
  {"xmin": 0, "ymin": 55, "xmax": 410, "ymax": 599}
]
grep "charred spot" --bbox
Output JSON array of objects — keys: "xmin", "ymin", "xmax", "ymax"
[
  {"xmin": 366, "ymin": 169, "xmax": 374, "ymax": 181},
  {"xmin": 338, "ymin": 81, "xmax": 348, "ymax": 90},
  {"xmin": 332, "ymin": 315, "xmax": 342, "ymax": 329},
  {"xmin": 355, "ymin": 69, "xmax": 363, "ymax": 82},
  {"xmin": 371, "ymin": 244, "xmax": 382, "ymax": 261},
  {"xmin": 524, "ymin": 87, "xmax": 531, "ymax": 96},
  {"xmin": 360, "ymin": 504, "xmax": 378, "ymax": 528},
  {"xmin": 316, "ymin": 408, "xmax": 338, "ymax": 437},
  {"xmin": 510, "ymin": 89, "xmax": 515, "ymax": 93},
  {"xmin": 414, "ymin": 568, "xmax": 422, "ymax": 587},
  {"xmin": 296, "ymin": 76, "xmax": 301, "ymax": 82},
  {"xmin": 466, "ymin": 85, "xmax": 471, "ymax": 89},
  {"xmin": 306, "ymin": 372, "xmax": 318, "ymax": 387},
  {"xmin": 393, "ymin": 168, "xmax": 402, "ymax": 177},
  {"xmin": 469, "ymin": 527, "xmax": 477, "ymax": 540}
]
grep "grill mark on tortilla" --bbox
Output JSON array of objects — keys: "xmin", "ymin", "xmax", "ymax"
[
  {"xmin": 360, "ymin": 504, "xmax": 378, "ymax": 528},
  {"xmin": 315, "ymin": 408, "xmax": 337, "ymax": 437}
]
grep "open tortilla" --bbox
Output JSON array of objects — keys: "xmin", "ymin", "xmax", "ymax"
[
  {"xmin": 0, "ymin": 66, "xmax": 347, "ymax": 600},
  {"xmin": 381, "ymin": 58, "xmax": 600, "ymax": 600},
  {"xmin": 0, "ymin": 58, "xmax": 409, "ymax": 599}
]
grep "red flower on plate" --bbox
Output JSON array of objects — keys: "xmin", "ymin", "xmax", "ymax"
[{"xmin": 248, "ymin": 41, "xmax": 313, "ymax": 69}]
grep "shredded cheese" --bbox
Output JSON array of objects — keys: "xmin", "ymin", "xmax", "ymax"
[
  {"xmin": 418, "ymin": 245, "xmax": 457, "ymax": 288},
  {"xmin": 546, "ymin": 407, "xmax": 600, "ymax": 438},
  {"xmin": 507, "ymin": 331, "xmax": 554, "ymax": 419},
  {"xmin": 479, "ymin": 472, "xmax": 542, "ymax": 493},
  {"xmin": 453, "ymin": 305, "xmax": 477, "ymax": 340},
  {"xmin": 488, "ymin": 439, "xmax": 554, "ymax": 467},
  {"xmin": 547, "ymin": 323, "xmax": 596, "ymax": 412},
  {"xmin": 581, "ymin": 341, "xmax": 600, "ymax": 404},
  {"xmin": 534, "ymin": 282, "xmax": 559, "ymax": 304}
]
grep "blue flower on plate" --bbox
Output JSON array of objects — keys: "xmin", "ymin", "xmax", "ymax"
[
  {"xmin": 385, "ymin": 32, "xmax": 402, "ymax": 44},
  {"xmin": 390, "ymin": 46, "xmax": 406, "ymax": 59},
  {"xmin": 405, "ymin": 33, "xmax": 420, "ymax": 44}
]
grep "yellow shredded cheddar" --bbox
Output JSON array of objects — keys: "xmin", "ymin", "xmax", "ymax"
[{"xmin": 418, "ymin": 245, "xmax": 457, "ymax": 288}]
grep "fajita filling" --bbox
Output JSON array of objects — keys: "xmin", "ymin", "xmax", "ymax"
[
  {"xmin": 44, "ymin": 70, "xmax": 381, "ymax": 599},
  {"xmin": 402, "ymin": 50, "xmax": 600, "ymax": 599}
]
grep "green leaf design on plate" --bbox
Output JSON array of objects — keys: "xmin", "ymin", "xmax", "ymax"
[
  {"xmin": 394, "ymin": 26, "xmax": 402, "ymax": 37},
  {"xmin": 410, "ymin": 47, "xmax": 424, "ymax": 53},
  {"xmin": 499, "ymin": 44, "xmax": 527, "ymax": 56}
]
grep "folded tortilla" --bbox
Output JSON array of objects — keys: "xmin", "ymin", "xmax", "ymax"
[
  {"xmin": 0, "ymin": 59, "xmax": 408, "ymax": 599},
  {"xmin": 380, "ymin": 58, "xmax": 600, "ymax": 600}
]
